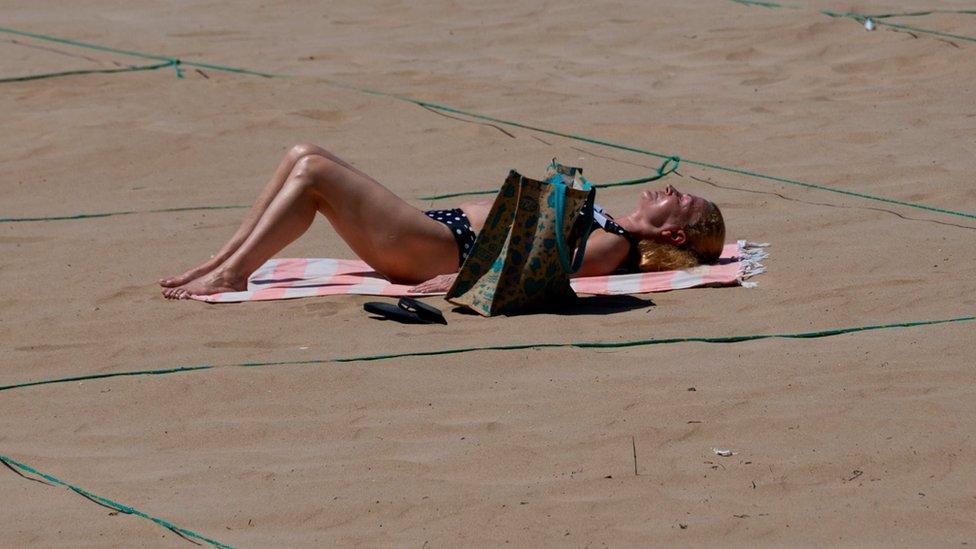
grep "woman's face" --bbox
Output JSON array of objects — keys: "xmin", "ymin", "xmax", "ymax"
[{"xmin": 631, "ymin": 185, "xmax": 709, "ymax": 241}]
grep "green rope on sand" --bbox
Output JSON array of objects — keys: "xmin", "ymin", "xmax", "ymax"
[
  {"xmin": 2, "ymin": 315, "xmax": 972, "ymax": 393},
  {"xmin": 820, "ymin": 10, "xmax": 976, "ymax": 44},
  {"xmin": 0, "ymin": 454, "xmax": 235, "ymax": 549},
  {"xmin": 417, "ymin": 188, "xmax": 500, "ymax": 201},
  {"xmin": 1, "ymin": 25, "xmax": 973, "ymax": 222},
  {"xmin": 860, "ymin": 10, "xmax": 976, "ymax": 19},
  {"xmin": 592, "ymin": 156, "xmax": 680, "ymax": 189},
  {"xmin": 0, "ymin": 59, "xmax": 181, "ymax": 84},
  {"xmin": 419, "ymin": 156, "xmax": 680, "ymax": 201},
  {"xmin": 730, "ymin": 0, "xmax": 976, "ymax": 44},
  {"xmin": 0, "ymin": 26, "xmax": 279, "ymax": 78},
  {"xmin": 401, "ymin": 99, "xmax": 976, "ymax": 220},
  {"xmin": 732, "ymin": 0, "xmax": 976, "ymax": 18},
  {"xmin": 0, "ymin": 365, "xmax": 215, "ymax": 392},
  {"xmin": 730, "ymin": 0, "xmax": 795, "ymax": 9},
  {"xmin": 332, "ymin": 314, "xmax": 976, "ymax": 362},
  {"xmin": 0, "ymin": 205, "xmax": 247, "ymax": 223}
]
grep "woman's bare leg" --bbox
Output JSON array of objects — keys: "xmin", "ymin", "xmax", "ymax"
[
  {"xmin": 159, "ymin": 143, "xmax": 338, "ymax": 287},
  {"xmin": 165, "ymin": 153, "xmax": 458, "ymax": 299}
]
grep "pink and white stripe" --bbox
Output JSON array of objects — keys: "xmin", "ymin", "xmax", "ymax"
[{"xmin": 194, "ymin": 241, "xmax": 766, "ymax": 303}]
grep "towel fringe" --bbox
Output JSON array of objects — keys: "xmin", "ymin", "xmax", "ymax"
[{"xmin": 736, "ymin": 240, "xmax": 769, "ymax": 288}]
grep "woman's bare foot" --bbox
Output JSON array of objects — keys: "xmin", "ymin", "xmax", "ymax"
[
  {"xmin": 158, "ymin": 257, "xmax": 224, "ymax": 288},
  {"xmin": 163, "ymin": 269, "xmax": 248, "ymax": 300}
]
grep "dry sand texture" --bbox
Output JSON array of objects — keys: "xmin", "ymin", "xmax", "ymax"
[{"xmin": 2, "ymin": 0, "xmax": 976, "ymax": 546}]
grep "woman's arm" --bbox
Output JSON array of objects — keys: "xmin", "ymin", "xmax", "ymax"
[{"xmin": 574, "ymin": 230, "xmax": 631, "ymax": 277}]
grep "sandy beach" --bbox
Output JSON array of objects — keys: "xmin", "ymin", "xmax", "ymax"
[{"xmin": 2, "ymin": 0, "xmax": 975, "ymax": 545}]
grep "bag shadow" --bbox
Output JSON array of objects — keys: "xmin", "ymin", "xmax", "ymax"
[{"xmin": 449, "ymin": 294, "xmax": 654, "ymax": 317}]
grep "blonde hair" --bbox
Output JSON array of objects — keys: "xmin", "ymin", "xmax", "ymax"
[{"xmin": 636, "ymin": 201, "xmax": 725, "ymax": 272}]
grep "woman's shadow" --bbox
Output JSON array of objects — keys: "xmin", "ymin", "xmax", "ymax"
[{"xmin": 449, "ymin": 294, "xmax": 654, "ymax": 317}]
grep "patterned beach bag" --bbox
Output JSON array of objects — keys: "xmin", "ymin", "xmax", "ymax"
[{"xmin": 445, "ymin": 163, "xmax": 596, "ymax": 316}]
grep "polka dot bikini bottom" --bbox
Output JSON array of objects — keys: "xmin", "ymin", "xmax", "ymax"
[{"xmin": 424, "ymin": 208, "xmax": 477, "ymax": 267}]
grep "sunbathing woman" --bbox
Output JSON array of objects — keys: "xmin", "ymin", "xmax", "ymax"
[{"xmin": 160, "ymin": 144, "xmax": 725, "ymax": 299}]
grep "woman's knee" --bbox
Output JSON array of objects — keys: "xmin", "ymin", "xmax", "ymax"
[
  {"xmin": 289, "ymin": 154, "xmax": 341, "ymax": 190},
  {"xmin": 287, "ymin": 143, "xmax": 330, "ymax": 163}
]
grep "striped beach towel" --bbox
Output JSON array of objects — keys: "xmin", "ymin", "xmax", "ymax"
[{"xmin": 193, "ymin": 241, "xmax": 767, "ymax": 303}]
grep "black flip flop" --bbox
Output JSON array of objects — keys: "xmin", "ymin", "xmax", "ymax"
[{"xmin": 363, "ymin": 297, "xmax": 447, "ymax": 325}]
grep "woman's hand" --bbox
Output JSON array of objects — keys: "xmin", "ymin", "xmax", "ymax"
[{"xmin": 411, "ymin": 273, "xmax": 457, "ymax": 294}]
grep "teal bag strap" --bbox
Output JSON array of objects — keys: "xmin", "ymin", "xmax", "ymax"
[{"xmin": 552, "ymin": 181, "xmax": 596, "ymax": 274}]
